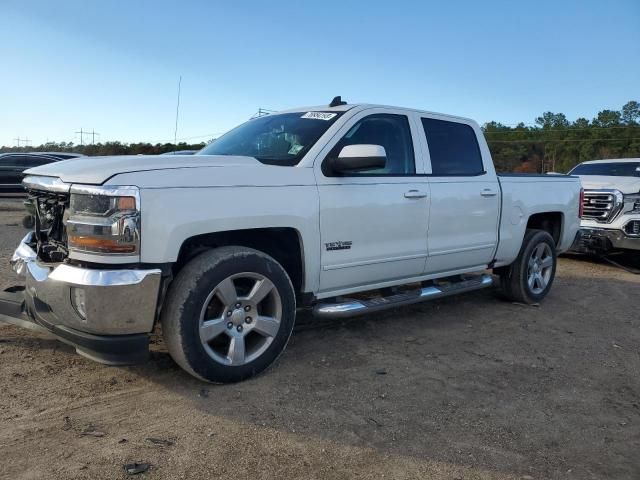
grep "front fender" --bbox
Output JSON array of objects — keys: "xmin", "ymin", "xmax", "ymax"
[{"xmin": 138, "ymin": 186, "xmax": 321, "ymax": 294}]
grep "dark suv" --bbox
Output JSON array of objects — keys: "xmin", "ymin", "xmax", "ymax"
[{"xmin": 0, "ymin": 153, "xmax": 83, "ymax": 193}]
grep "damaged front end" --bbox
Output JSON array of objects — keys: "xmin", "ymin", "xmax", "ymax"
[{"xmin": 1, "ymin": 176, "xmax": 162, "ymax": 366}]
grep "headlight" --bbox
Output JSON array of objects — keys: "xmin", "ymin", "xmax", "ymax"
[
  {"xmin": 623, "ymin": 194, "xmax": 640, "ymax": 214},
  {"xmin": 66, "ymin": 185, "xmax": 140, "ymax": 256}
]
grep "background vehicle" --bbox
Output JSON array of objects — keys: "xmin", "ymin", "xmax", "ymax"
[
  {"xmin": 0, "ymin": 152, "xmax": 84, "ymax": 193},
  {"xmin": 0, "ymin": 101, "xmax": 581, "ymax": 383},
  {"xmin": 160, "ymin": 150, "xmax": 198, "ymax": 155},
  {"xmin": 569, "ymin": 158, "xmax": 640, "ymax": 253}
]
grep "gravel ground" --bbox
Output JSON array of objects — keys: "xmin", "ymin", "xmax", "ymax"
[{"xmin": 0, "ymin": 198, "xmax": 639, "ymax": 480}]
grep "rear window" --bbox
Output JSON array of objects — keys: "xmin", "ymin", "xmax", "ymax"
[
  {"xmin": 569, "ymin": 162, "xmax": 640, "ymax": 177},
  {"xmin": 421, "ymin": 118, "xmax": 484, "ymax": 176}
]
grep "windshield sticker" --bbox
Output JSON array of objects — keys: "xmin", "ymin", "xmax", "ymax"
[
  {"xmin": 301, "ymin": 112, "xmax": 337, "ymax": 121},
  {"xmin": 288, "ymin": 144, "xmax": 304, "ymax": 155}
]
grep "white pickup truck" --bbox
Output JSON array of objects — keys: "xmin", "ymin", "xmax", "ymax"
[
  {"xmin": 568, "ymin": 158, "xmax": 640, "ymax": 253},
  {"xmin": 0, "ymin": 99, "xmax": 582, "ymax": 383}
]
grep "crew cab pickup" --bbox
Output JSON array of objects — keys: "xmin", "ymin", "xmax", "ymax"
[
  {"xmin": 569, "ymin": 158, "xmax": 640, "ymax": 253},
  {"xmin": 0, "ymin": 99, "xmax": 582, "ymax": 383}
]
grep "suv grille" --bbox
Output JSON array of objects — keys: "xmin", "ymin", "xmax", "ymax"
[{"xmin": 582, "ymin": 189, "xmax": 623, "ymax": 223}]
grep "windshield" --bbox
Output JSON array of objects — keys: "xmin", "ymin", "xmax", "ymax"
[
  {"xmin": 570, "ymin": 162, "xmax": 640, "ymax": 177},
  {"xmin": 198, "ymin": 111, "xmax": 343, "ymax": 166}
]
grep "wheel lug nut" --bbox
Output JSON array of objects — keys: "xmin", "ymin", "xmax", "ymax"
[
  {"xmin": 235, "ymin": 303, "xmax": 241, "ymax": 308},
  {"xmin": 245, "ymin": 316, "xmax": 252, "ymax": 324},
  {"xmin": 244, "ymin": 305, "xmax": 251, "ymax": 312},
  {"xmin": 227, "ymin": 322, "xmax": 233, "ymax": 329},
  {"xmin": 237, "ymin": 325, "xmax": 243, "ymax": 332},
  {"xmin": 227, "ymin": 311, "xmax": 232, "ymax": 317}
]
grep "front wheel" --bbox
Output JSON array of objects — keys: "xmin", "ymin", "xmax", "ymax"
[
  {"xmin": 161, "ymin": 246, "xmax": 296, "ymax": 383},
  {"xmin": 498, "ymin": 229, "xmax": 557, "ymax": 304}
]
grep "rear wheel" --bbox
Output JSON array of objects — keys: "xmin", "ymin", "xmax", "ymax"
[
  {"xmin": 499, "ymin": 229, "xmax": 557, "ymax": 304},
  {"xmin": 162, "ymin": 246, "xmax": 296, "ymax": 383}
]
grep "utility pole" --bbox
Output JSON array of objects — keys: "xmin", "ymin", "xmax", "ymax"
[
  {"xmin": 251, "ymin": 108, "xmax": 275, "ymax": 119},
  {"xmin": 89, "ymin": 129, "xmax": 100, "ymax": 144},
  {"xmin": 75, "ymin": 128, "xmax": 86, "ymax": 146},
  {"xmin": 13, "ymin": 137, "xmax": 30, "ymax": 147}
]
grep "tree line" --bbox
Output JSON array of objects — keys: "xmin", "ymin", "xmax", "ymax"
[
  {"xmin": 484, "ymin": 100, "xmax": 640, "ymax": 173},
  {"xmin": 0, "ymin": 141, "xmax": 207, "ymax": 157},
  {"xmin": 2, "ymin": 100, "xmax": 638, "ymax": 173}
]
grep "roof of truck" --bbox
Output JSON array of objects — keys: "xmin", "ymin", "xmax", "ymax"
[{"xmin": 278, "ymin": 103, "xmax": 476, "ymax": 124}]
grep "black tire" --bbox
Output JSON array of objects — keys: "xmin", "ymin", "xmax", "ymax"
[
  {"xmin": 498, "ymin": 229, "xmax": 557, "ymax": 304},
  {"xmin": 161, "ymin": 246, "xmax": 296, "ymax": 383}
]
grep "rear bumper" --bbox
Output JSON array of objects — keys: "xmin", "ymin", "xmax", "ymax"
[
  {"xmin": 571, "ymin": 227, "xmax": 640, "ymax": 253},
  {"xmin": 0, "ymin": 232, "xmax": 162, "ymax": 365}
]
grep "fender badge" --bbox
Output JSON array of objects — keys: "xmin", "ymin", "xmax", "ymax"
[{"xmin": 325, "ymin": 241, "xmax": 352, "ymax": 251}]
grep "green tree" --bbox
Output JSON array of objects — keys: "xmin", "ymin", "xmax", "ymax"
[
  {"xmin": 535, "ymin": 112, "xmax": 569, "ymax": 129},
  {"xmin": 592, "ymin": 109, "xmax": 622, "ymax": 127},
  {"xmin": 622, "ymin": 101, "xmax": 640, "ymax": 124}
]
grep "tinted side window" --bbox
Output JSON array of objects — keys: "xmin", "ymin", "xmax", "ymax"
[
  {"xmin": 21, "ymin": 156, "xmax": 54, "ymax": 167},
  {"xmin": 325, "ymin": 114, "xmax": 415, "ymax": 176},
  {"xmin": 0, "ymin": 155, "xmax": 19, "ymax": 166},
  {"xmin": 421, "ymin": 118, "xmax": 484, "ymax": 176}
]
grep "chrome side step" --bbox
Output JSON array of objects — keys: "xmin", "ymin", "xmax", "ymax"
[{"xmin": 312, "ymin": 274, "xmax": 494, "ymax": 319}]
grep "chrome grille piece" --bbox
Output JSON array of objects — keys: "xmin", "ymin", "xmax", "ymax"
[{"xmin": 582, "ymin": 189, "xmax": 623, "ymax": 223}]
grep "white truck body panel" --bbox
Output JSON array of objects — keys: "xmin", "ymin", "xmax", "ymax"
[
  {"xmin": 495, "ymin": 176, "xmax": 581, "ymax": 265},
  {"xmin": 24, "ymin": 103, "xmax": 582, "ymax": 299}
]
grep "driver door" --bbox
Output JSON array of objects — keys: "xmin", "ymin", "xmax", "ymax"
[{"xmin": 314, "ymin": 109, "xmax": 430, "ymax": 296}]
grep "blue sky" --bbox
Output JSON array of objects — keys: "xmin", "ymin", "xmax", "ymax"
[{"xmin": 1, "ymin": 0, "xmax": 638, "ymax": 147}]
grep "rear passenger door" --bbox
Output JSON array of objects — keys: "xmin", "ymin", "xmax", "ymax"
[{"xmin": 419, "ymin": 116, "xmax": 500, "ymax": 274}]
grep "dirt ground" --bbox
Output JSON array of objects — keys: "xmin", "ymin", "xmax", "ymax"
[{"xmin": 0, "ymin": 197, "xmax": 638, "ymax": 480}]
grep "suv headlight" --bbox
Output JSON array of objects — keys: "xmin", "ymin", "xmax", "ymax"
[
  {"xmin": 66, "ymin": 185, "xmax": 140, "ymax": 256},
  {"xmin": 624, "ymin": 194, "xmax": 640, "ymax": 214}
]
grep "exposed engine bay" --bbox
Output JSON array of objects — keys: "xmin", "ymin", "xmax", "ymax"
[{"xmin": 26, "ymin": 189, "xmax": 69, "ymax": 263}]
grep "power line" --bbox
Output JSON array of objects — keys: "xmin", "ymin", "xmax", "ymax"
[
  {"xmin": 75, "ymin": 128, "xmax": 86, "ymax": 146},
  {"xmin": 13, "ymin": 137, "xmax": 30, "ymax": 147},
  {"xmin": 488, "ymin": 137, "xmax": 640, "ymax": 143},
  {"xmin": 484, "ymin": 125, "xmax": 640, "ymax": 134},
  {"xmin": 251, "ymin": 108, "xmax": 276, "ymax": 119},
  {"xmin": 75, "ymin": 128, "xmax": 100, "ymax": 145}
]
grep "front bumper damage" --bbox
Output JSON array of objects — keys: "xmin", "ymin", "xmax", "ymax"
[
  {"xmin": 571, "ymin": 227, "xmax": 640, "ymax": 253},
  {"xmin": 0, "ymin": 232, "xmax": 161, "ymax": 365}
]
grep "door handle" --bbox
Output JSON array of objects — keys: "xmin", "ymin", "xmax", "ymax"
[
  {"xmin": 480, "ymin": 188, "xmax": 497, "ymax": 197},
  {"xmin": 404, "ymin": 190, "xmax": 427, "ymax": 199}
]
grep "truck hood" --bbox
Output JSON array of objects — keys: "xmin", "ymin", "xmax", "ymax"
[
  {"xmin": 24, "ymin": 154, "xmax": 262, "ymax": 185},
  {"xmin": 577, "ymin": 175, "xmax": 640, "ymax": 195}
]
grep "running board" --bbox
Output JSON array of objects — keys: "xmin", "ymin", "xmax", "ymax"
[{"xmin": 312, "ymin": 274, "xmax": 494, "ymax": 319}]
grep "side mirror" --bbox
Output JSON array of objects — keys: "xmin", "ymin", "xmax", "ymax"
[{"xmin": 331, "ymin": 144, "xmax": 386, "ymax": 173}]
